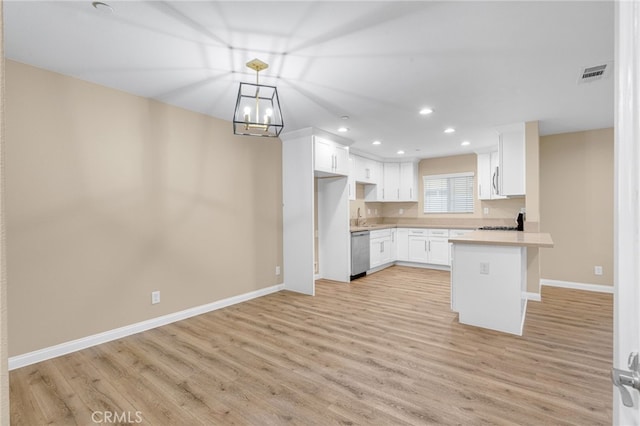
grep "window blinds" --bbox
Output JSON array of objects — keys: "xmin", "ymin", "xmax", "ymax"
[{"xmin": 423, "ymin": 172, "xmax": 474, "ymax": 214}]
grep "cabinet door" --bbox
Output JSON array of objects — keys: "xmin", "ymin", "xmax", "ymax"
[
  {"xmin": 380, "ymin": 238, "xmax": 393, "ymax": 265},
  {"xmin": 396, "ymin": 229, "xmax": 409, "ymax": 261},
  {"xmin": 499, "ymin": 124, "xmax": 526, "ymax": 196},
  {"xmin": 333, "ymin": 144, "xmax": 350, "ymax": 176},
  {"xmin": 490, "ymin": 151, "xmax": 506, "ymax": 199},
  {"xmin": 389, "ymin": 229, "xmax": 397, "ymax": 262},
  {"xmin": 428, "ymin": 237, "xmax": 451, "ymax": 265},
  {"xmin": 383, "ymin": 163, "xmax": 400, "ymax": 201},
  {"xmin": 408, "ymin": 236, "xmax": 429, "ymax": 263},
  {"xmin": 399, "ymin": 162, "xmax": 418, "ymax": 201},
  {"xmin": 314, "ymin": 137, "xmax": 334, "ymax": 173},
  {"xmin": 370, "ymin": 239, "xmax": 382, "ymax": 268},
  {"xmin": 348, "ymin": 155, "xmax": 356, "ymax": 201},
  {"xmin": 477, "ymin": 153, "xmax": 492, "ymax": 200}
]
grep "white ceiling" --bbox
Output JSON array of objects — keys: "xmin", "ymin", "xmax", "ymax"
[{"xmin": 3, "ymin": 1, "xmax": 614, "ymax": 160}]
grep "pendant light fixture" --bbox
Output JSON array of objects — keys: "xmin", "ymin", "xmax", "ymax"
[{"xmin": 233, "ymin": 58, "xmax": 284, "ymax": 137}]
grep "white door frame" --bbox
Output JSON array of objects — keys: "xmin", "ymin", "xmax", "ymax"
[{"xmin": 613, "ymin": 0, "xmax": 640, "ymax": 423}]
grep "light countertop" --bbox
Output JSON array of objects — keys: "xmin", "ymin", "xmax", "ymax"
[
  {"xmin": 350, "ymin": 224, "xmax": 476, "ymax": 232},
  {"xmin": 448, "ymin": 230, "xmax": 554, "ymax": 248}
]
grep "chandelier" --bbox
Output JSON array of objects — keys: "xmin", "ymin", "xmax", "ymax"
[{"xmin": 233, "ymin": 59, "xmax": 284, "ymax": 137}]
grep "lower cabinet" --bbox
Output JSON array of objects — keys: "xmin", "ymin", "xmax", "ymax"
[
  {"xmin": 427, "ymin": 229, "xmax": 450, "ymax": 266},
  {"xmin": 369, "ymin": 227, "xmax": 473, "ymax": 271},
  {"xmin": 408, "ymin": 230, "xmax": 429, "ymax": 263},
  {"xmin": 396, "ymin": 228, "xmax": 409, "ymax": 261},
  {"xmin": 370, "ymin": 229, "xmax": 393, "ymax": 269}
]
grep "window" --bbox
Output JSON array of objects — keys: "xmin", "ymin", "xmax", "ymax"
[{"xmin": 423, "ymin": 172, "xmax": 474, "ymax": 214}]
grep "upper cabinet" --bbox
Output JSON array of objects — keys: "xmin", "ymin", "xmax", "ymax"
[
  {"xmin": 477, "ymin": 151, "xmax": 506, "ymax": 200},
  {"xmin": 498, "ymin": 123, "xmax": 526, "ymax": 197},
  {"xmin": 383, "ymin": 162, "xmax": 418, "ymax": 202},
  {"xmin": 314, "ymin": 136, "xmax": 349, "ymax": 177},
  {"xmin": 353, "ymin": 155, "xmax": 382, "ymax": 185}
]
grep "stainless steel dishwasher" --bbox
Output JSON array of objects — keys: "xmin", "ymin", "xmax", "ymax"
[{"xmin": 350, "ymin": 230, "xmax": 370, "ymax": 280}]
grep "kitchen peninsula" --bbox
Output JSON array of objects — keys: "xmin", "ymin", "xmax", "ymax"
[{"xmin": 449, "ymin": 230, "xmax": 554, "ymax": 335}]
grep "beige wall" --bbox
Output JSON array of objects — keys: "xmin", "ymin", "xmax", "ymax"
[
  {"xmin": 5, "ymin": 61, "xmax": 283, "ymax": 356},
  {"xmin": 540, "ymin": 128, "xmax": 614, "ymax": 286},
  {"xmin": 1, "ymin": 3, "xmax": 10, "ymax": 422}
]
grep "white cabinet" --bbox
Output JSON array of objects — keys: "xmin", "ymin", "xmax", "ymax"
[
  {"xmin": 427, "ymin": 229, "xmax": 450, "ymax": 265},
  {"xmin": 390, "ymin": 228, "xmax": 397, "ymax": 262},
  {"xmin": 396, "ymin": 228, "xmax": 409, "ymax": 261},
  {"xmin": 408, "ymin": 229, "xmax": 429, "ymax": 263},
  {"xmin": 383, "ymin": 163, "xmax": 401, "ymax": 201},
  {"xmin": 477, "ymin": 151, "xmax": 506, "ymax": 200},
  {"xmin": 400, "ymin": 162, "xmax": 419, "ymax": 201},
  {"xmin": 383, "ymin": 162, "xmax": 418, "ymax": 202},
  {"xmin": 370, "ymin": 229, "xmax": 393, "ymax": 269},
  {"xmin": 314, "ymin": 136, "xmax": 349, "ymax": 176},
  {"xmin": 354, "ymin": 155, "xmax": 381, "ymax": 184},
  {"xmin": 498, "ymin": 123, "xmax": 526, "ymax": 197},
  {"xmin": 348, "ymin": 155, "xmax": 356, "ymax": 200}
]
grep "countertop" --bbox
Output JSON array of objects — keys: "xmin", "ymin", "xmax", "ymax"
[
  {"xmin": 448, "ymin": 230, "xmax": 554, "ymax": 248},
  {"xmin": 350, "ymin": 224, "xmax": 476, "ymax": 232}
]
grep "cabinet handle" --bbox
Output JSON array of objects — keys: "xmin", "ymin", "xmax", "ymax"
[
  {"xmin": 397, "ymin": 188, "xmax": 400, "ymax": 199},
  {"xmin": 366, "ymin": 168, "xmax": 370, "ymax": 179},
  {"xmin": 335, "ymin": 155, "xmax": 338, "ymax": 171},
  {"xmin": 410, "ymin": 188, "xmax": 412, "ymax": 199},
  {"xmin": 425, "ymin": 241, "xmax": 427, "ymax": 251},
  {"xmin": 381, "ymin": 241, "xmax": 384, "ymax": 253},
  {"xmin": 429, "ymin": 241, "xmax": 431, "ymax": 251}
]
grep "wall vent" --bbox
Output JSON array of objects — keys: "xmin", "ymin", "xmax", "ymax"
[{"xmin": 578, "ymin": 62, "xmax": 612, "ymax": 84}]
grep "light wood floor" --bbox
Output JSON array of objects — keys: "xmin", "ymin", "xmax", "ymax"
[{"xmin": 10, "ymin": 266, "xmax": 612, "ymax": 425}]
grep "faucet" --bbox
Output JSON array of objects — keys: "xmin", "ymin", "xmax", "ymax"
[{"xmin": 356, "ymin": 207, "xmax": 365, "ymax": 226}]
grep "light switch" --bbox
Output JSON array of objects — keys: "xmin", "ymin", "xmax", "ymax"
[{"xmin": 480, "ymin": 262, "xmax": 490, "ymax": 275}]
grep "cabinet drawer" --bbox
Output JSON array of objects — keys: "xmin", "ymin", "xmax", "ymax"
[
  {"xmin": 428, "ymin": 229, "xmax": 450, "ymax": 237},
  {"xmin": 408, "ymin": 229, "xmax": 427, "ymax": 236},
  {"xmin": 370, "ymin": 229, "xmax": 391, "ymax": 239},
  {"xmin": 450, "ymin": 229, "xmax": 473, "ymax": 238}
]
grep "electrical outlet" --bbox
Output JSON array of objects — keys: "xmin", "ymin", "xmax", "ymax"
[
  {"xmin": 399, "ymin": 208, "xmax": 404, "ymax": 215},
  {"xmin": 275, "ymin": 266, "xmax": 281, "ymax": 276},
  {"xmin": 483, "ymin": 207, "xmax": 489, "ymax": 215},
  {"xmin": 367, "ymin": 208, "xmax": 371, "ymax": 215},
  {"xmin": 594, "ymin": 266, "xmax": 603, "ymax": 276},
  {"xmin": 151, "ymin": 291, "xmax": 160, "ymax": 304},
  {"xmin": 480, "ymin": 262, "xmax": 490, "ymax": 275}
]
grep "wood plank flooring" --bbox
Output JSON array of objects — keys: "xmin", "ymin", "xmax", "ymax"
[{"xmin": 10, "ymin": 266, "xmax": 613, "ymax": 425}]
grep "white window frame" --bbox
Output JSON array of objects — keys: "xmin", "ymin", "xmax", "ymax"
[{"xmin": 423, "ymin": 172, "xmax": 475, "ymax": 214}]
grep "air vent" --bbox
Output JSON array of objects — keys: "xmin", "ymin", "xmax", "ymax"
[{"xmin": 578, "ymin": 62, "xmax": 612, "ymax": 84}]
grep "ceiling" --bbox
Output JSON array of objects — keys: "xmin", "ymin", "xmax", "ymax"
[{"xmin": 3, "ymin": 1, "xmax": 614, "ymax": 160}]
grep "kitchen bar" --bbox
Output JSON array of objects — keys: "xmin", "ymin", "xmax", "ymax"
[{"xmin": 449, "ymin": 230, "xmax": 554, "ymax": 335}]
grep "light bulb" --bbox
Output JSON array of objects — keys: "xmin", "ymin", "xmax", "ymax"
[{"xmin": 243, "ymin": 106, "xmax": 251, "ymax": 123}]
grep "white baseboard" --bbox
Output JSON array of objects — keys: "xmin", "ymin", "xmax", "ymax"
[
  {"xmin": 9, "ymin": 283, "xmax": 285, "ymax": 371},
  {"xmin": 525, "ymin": 292, "xmax": 542, "ymax": 302},
  {"xmin": 540, "ymin": 279, "xmax": 614, "ymax": 294}
]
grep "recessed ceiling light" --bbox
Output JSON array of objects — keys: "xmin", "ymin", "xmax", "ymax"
[
  {"xmin": 372, "ymin": 140, "xmax": 382, "ymax": 145},
  {"xmin": 461, "ymin": 141, "xmax": 471, "ymax": 146},
  {"xmin": 92, "ymin": 1, "xmax": 114, "ymax": 13},
  {"xmin": 419, "ymin": 108, "xmax": 433, "ymax": 115},
  {"xmin": 338, "ymin": 127, "xmax": 349, "ymax": 133},
  {"xmin": 397, "ymin": 150, "xmax": 405, "ymax": 155},
  {"xmin": 341, "ymin": 115, "xmax": 350, "ymax": 120},
  {"xmin": 444, "ymin": 127, "xmax": 456, "ymax": 134}
]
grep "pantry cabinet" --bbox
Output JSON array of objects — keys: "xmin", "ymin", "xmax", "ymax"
[{"xmin": 314, "ymin": 136, "xmax": 349, "ymax": 176}]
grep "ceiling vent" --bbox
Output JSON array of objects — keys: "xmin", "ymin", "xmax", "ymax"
[{"xmin": 578, "ymin": 62, "xmax": 612, "ymax": 84}]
